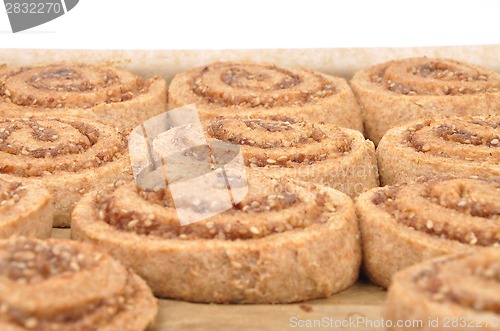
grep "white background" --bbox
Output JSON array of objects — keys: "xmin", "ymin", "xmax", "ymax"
[{"xmin": 0, "ymin": 0, "xmax": 499, "ymax": 49}]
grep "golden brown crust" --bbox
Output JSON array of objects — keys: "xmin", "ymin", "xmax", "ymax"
[
  {"xmin": 0, "ymin": 237, "xmax": 158, "ymax": 331},
  {"xmin": 0, "ymin": 175, "xmax": 52, "ymax": 239},
  {"xmin": 385, "ymin": 249, "xmax": 500, "ymax": 331},
  {"xmin": 206, "ymin": 116, "xmax": 378, "ymax": 197},
  {"xmin": 377, "ymin": 115, "xmax": 500, "ymax": 186},
  {"xmin": 0, "ymin": 63, "xmax": 167, "ymax": 131},
  {"xmin": 71, "ymin": 175, "xmax": 361, "ymax": 304},
  {"xmin": 0, "ymin": 117, "xmax": 131, "ymax": 227},
  {"xmin": 351, "ymin": 57, "xmax": 500, "ymax": 144},
  {"xmin": 356, "ymin": 177, "xmax": 500, "ymax": 288},
  {"xmin": 168, "ymin": 62, "xmax": 363, "ymax": 132}
]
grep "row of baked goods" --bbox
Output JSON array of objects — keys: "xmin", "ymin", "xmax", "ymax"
[
  {"xmin": 0, "ymin": 57, "xmax": 498, "ymax": 329},
  {"xmin": 0, "ymin": 113, "xmax": 496, "ymax": 229},
  {"xmin": 0, "ymin": 236, "xmax": 496, "ymax": 330},
  {"xmin": 1, "ymin": 57, "xmax": 499, "ymax": 141}
]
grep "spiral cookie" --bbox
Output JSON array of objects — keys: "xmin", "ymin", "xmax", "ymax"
[
  {"xmin": 356, "ymin": 177, "xmax": 500, "ymax": 288},
  {"xmin": 377, "ymin": 115, "xmax": 500, "ymax": 186},
  {"xmin": 0, "ymin": 175, "xmax": 52, "ymax": 239},
  {"xmin": 168, "ymin": 62, "xmax": 363, "ymax": 131},
  {"xmin": 206, "ymin": 116, "xmax": 378, "ymax": 197},
  {"xmin": 0, "ymin": 63, "xmax": 167, "ymax": 130},
  {"xmin": 71, "ymin": 175, "xmax": 361, "ymax": 303},
  {"xmin": 0, "ymin": 117, "xmax": 130, "ymax": 227},
  {"xmin": 351, "ymin": 57, "xmax": 500, "ymax": 143},
  {"xmin": 0, "ymin": 237, "xmax": 157, "ymax": 331},
  {"xmin": 385, "ymin": 249, "xmax": 500, "ymax": 331}
]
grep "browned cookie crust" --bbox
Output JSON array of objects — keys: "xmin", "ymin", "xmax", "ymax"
[{"xmin": 0, "ymin": 175, "xmax": 52, "ymax": 239}]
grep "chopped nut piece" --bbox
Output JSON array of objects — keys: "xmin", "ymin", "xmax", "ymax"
[
  {"xmin": 421, "ymin": 144, "xmax": 431, "ymax": 152},
  {"xmin": 249, "ymin": 226, "xmax": 260, "ymax": 235}
]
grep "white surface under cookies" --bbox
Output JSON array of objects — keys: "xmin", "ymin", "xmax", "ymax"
[{"xmin": 1, "ymin": 46, "xmax": 499, "ymax": 82}]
